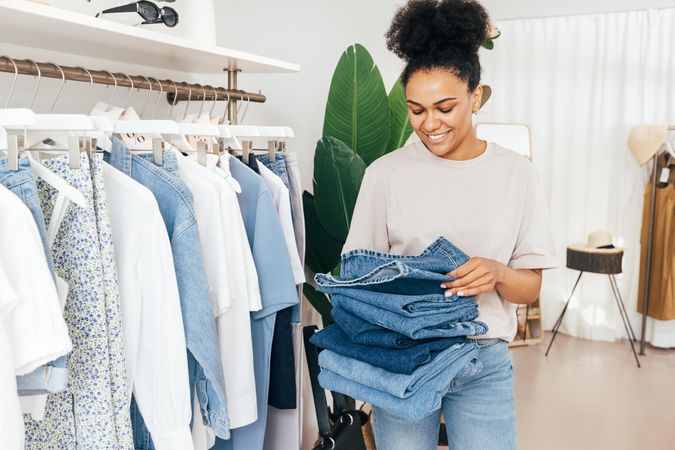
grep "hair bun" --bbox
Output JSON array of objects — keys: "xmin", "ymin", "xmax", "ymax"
[{"xmin": 386, "ymin": 0, "xmax": 490, "ymax": 62}]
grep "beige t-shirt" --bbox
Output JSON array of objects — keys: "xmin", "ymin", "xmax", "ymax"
[{"xmin": 343, "ymin": 140, "xmax": 558, "ymax": 341}]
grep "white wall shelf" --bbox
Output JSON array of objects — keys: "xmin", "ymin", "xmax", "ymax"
[{"xmin": 0, "ymin": 0, "xmax": 301, "ymax": 75}]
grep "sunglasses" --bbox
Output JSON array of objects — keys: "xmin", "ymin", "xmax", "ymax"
[{"xmin": 97, "ymin": 1, "xmax": 179, "ymax": 28}]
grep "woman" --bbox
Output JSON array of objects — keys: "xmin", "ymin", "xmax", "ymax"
[{"xmin": 342, "ymin": 1, "xmax": 557, "ymax": 448}]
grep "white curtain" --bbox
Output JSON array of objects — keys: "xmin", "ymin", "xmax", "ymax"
[{"xmin": 479, "ymin": 8, "xmax": 675, "ymax": 346}]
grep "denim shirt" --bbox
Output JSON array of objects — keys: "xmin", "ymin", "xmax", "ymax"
[{"xmin": 105, "ymin": 139, "xmax": 230, "ymax": 441}]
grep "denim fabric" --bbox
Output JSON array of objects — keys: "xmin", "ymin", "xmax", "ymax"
[
  {"xmin": 317, "ymin": 341, "xmax": 480, "ymax": 421},
  {"xmin": 330, "ymin": 306, "xmax": 431, "ymax": 348},
  {"xmin": 0, "ymin": 156, "xmax": 56, "ymax": 276},
  {"xmin": 310, "ymin": 324, "xmax": 467, "ymax": 374},
  {"xmin": 321, "ymin": 286, "xmax": 472, "ymax": 316},
  {"xmin": 331, "ymin": 302, "xmax": 487, "ymax": 341},
  {"xmin": 319, "ymin": 341, "xmax": 477, "ymax": 399},
  {"xmin": 257, "ymin": 153, "xmax": 290, "ymax": 189},
  {"xmin": 15, "ymin": 357, "xmax": 68, "ymax": 395},
  {"xmin": 331, "ymin": 294, "xmax": 485, "ymax": 340},
  {"xmin": 24, "ymin": 153, "xmax": 133, "ymax": 450},
  {"xmin": 0, "ymin": 157, "xmax": 69, "ymax": 396},
  {"xmin": 106, "ymin": 139, "xmax": 229, "ymax": 444},
  {"xmin": 316, "ymin": 237, "xmax": 471, "ymax": 295},
  {"xmin": 372, "ymin": 339, "xmax": 515, "ymax": 450},
  {"xmin": 282, "ymin": 151, "xmax": 305, "ymax": 323}
]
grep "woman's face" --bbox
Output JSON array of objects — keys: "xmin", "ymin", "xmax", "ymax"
[{"xmin": 406, "ymin": 69, "xmax": 482, "ymax": 158}]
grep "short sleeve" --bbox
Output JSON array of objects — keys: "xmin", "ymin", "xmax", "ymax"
[
  {"xmin": 343, "ymin": 167, "xmax": 390, "ymax": 253},
  {"xmin": 250, "ymin": 191, "xmax": 298, "ymax": 319},
  {"xmin": 508, "ymin": 163, "xmax": 558, "ymax": 270}
]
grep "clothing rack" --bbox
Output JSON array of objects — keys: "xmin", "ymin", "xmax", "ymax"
[
  {"xmin": 0, "ymin": 56, "xmax": 265, "ymax": 124},
  {"xmin": 639, "ymin": 125, "xmax": 675, "ymax": 354}
]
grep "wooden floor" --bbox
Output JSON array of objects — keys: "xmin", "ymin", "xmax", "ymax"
[{"xmin": 510, "ymin": 332, "xmax": 675, "ymax": 450}]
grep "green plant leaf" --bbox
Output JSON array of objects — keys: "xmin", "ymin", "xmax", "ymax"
[
  {"xmin": 313, "ymin": 136, "xmax": 366, "ymax": 242},
  {"xmin": 323, "ymin": 43, "xmax": 390, "ymax": 166},
  {"xmin": 386, "ymin": 77, "xmax": 414, "ymax": 153},
  {"xmin": 303, "ymin": 190, "xmax": 344, "ymax": 275},
  {"xmin": 303, "ymin": 283, "xmax": 334, "ymax": 327}
]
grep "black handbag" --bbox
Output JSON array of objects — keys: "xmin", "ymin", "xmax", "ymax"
[{"xmin": 304, "ymin": 325, "xmax": 368, "ymax": 450}]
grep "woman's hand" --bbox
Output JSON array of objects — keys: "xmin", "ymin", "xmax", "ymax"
[{"xmin": 440, "ymin": 257, "xmax": 506, "ymax": 298}]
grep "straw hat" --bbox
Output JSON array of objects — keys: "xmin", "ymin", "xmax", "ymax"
[
  {"xmin": 628, "ymin": 124, "xmax": 668, "ymax": 166},
  {"xmin": 568, "ymin": 231, "xmax": 623, "ymax": 254}
]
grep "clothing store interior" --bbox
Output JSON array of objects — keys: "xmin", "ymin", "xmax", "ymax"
[{"xmin": 0, "ymin": 1, "xmax": 674, "ymax": 449}]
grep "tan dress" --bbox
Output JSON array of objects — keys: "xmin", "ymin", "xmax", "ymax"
[{"xmin": 638, "ymin": 154, "xmax": 675, "ymax": 320}]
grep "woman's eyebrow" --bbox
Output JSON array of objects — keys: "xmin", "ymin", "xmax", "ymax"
[{"xmin": 406, "ymin": 97, "xmax": 457, "ymax": 106}]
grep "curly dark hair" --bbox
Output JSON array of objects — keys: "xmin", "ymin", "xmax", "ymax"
[{"xmin": 385, "ymin": 0, "xmax": 490, "ymax": 90}]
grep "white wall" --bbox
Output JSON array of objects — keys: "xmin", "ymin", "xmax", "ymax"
[{"xmin": 208, "ymin": 0, "xmax": 675, "ymax": 193}]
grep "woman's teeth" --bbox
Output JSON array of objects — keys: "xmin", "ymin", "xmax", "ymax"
[{"xmin": 427, "ymin": 132, "xmax": 449, "ymax": 142}]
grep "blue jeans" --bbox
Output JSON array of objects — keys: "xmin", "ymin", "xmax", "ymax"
[
  {"xmin": 331, "ymin": 304, "xmax": 488, "ymax": 343},
  {"xmin": 317, "ymin": 343, "xmax": 479, "ymax": 421},
  {"xmin": 372, "ymin": 339, "xmax": 516, "ymax": 450},
  {"xmin": 318, "ymin": 341, "xmax": 476, "ymax": 399},
  {"xmin": 316, "ymin": 238, "xmax": 474, "ymax": 296},
  {"xmin": 310, "ymin": 324, "xmax": 465, "ymax": 374}
]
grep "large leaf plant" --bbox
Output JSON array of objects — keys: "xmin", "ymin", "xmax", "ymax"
[{"xmin": 303, "ymin": 44, "xmax": 414, "ymax": 326}]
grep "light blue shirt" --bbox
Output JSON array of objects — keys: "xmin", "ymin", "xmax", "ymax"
[{"xmin": 213, "ymin": 156, "xmax": 298, "ymax": 450}]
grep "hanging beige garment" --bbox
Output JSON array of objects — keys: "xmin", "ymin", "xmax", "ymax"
[{"xmin": 638, "ymin": 155, "xmax": 675, "ymax": 320}]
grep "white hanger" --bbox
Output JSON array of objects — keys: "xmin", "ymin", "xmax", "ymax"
[
  {"xmin": 167, "ymin": 83, "xmax": 217, "ymax": 155},
  {"xmin": 14, "ymin": 62, "xmax": 95, "ymax": 150},
  {"xmin": 76, "ymin": 66, "xmax": 113, "ymax": 151},
  {"xmin": 0, "ymin": 57, "xmax": 36, "ymax": 168},
  {"xmin": 212, "ymin": 90, "xmax": 240, "ymax": 150}
]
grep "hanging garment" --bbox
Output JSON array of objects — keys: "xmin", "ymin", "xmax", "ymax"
[
  {"xmin": 0, "ymin": 311, "xmax": 24, "ymax": 450},
  {"xmin": 90, "ymin": 149, "xmax": 136, "ymax": 449},
  {"xmin": 24, "ymin": 152, "xmax": 133, "ymax": 450},
  {"xmin": 102, "ymin": 162, "xmax": 193, "ymax": 450},
  {"xmin": 638, "ymin": 154, "xmax": 675, "ymax": 320},
  {"xmin": 190, "ymin": 153, "xmax": 260, "ymax": 429},
  {"xmin": 262, "ymin": 152, "xmax": 306, "ymax": 450},
  {"xmin": 0, "ymin": 183, "xmax": 71, "ymax": 377},
  {"xmin": 212, "ymin": 155, "xmax": 299, "ymax": 450},
  {"xmin": 0, "ymin": 157, "xmax": 70, "ymax": 398},
  {"xmin": 105, "ymin": 140, "xmax": 229, "ymax": 445},
  {"xmin": 282, "ymin": 151, "xmax": 306, "ymax": 271},
  {"xmin": 174, "ymin": 150, "xmax": 234, "ymax": 316},
  {"xmin": 258, "ymin": 163, "xmax": 301, "ymax": 410}
]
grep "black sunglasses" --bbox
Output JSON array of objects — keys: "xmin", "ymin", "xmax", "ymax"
[{"xmin": 97, "ymin": 1, "xmax": 179, "ymax": 28}]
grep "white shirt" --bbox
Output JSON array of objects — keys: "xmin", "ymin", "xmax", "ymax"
[
  {"xmin": 344, "ymin": 142, "xmax": 558, "ymax": 341},
  {"xmin": 189, "ymin": 153, "xmax": 259, "ymax": 430},
  {"xmin": 258, "ymin": 163, "xmax": 306, "ymax": 286},
  {"xmin": 218, "ymin": 154, "xmax": 263, "ymax": 312},
  {"xmin": 0, "ymin": 184, "xmax": 71, "ymax": 375},
  {"xmin": 103, "ymin": 162, "xmax": 193, "ymax": 450},
  {"xmin": 174, "ymin": 151, "xmax": 234, "ymax": 316},
  {"xmin": 0, "ymin": 314, "xmax": 24, "ymax": 450}
]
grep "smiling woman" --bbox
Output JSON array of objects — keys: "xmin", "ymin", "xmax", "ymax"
[{"xmin": 341, "ymin": 1, "xmax": 559, "ymax": 449}]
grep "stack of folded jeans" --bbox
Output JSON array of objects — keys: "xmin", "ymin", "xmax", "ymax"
[{"xmin": 310, "ymin": 237, "xmax": 489, "ymax": 420}]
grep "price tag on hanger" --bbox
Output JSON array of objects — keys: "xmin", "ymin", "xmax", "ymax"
[{"xmin": 659, "ymin": 167, "xmax": 670, "ymax": 184}]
